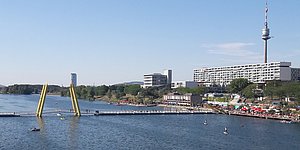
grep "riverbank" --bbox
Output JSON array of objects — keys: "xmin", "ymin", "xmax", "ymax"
[
  {"xmin": 157, "ymin": 104, "xmax": 211, "ymax": 111},
  {"xmin": 95, "ymin": 100, "xmax": 300, "ymax": 122},
  {"xmin": 227, "ymin": 110, "xmax": 300, "ymax": 123},
  {"xmin": 158, "ymin": 104, "xmax": 300, "ymax": 123}
]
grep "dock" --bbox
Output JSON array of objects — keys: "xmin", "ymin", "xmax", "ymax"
[
  {"xmin": 0, "ymin": 112, "xmax": 20, "ymax": 117},
  {"xmin": 94, "ymin": 110, "xmax": 215, "ymax": 116},
  {"xmin": 0, "ymin": 109, "xmax": 215, "ymax": 117}
]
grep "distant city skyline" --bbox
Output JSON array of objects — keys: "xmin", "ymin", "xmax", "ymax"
[{"xmin": 0, "ymin": 0, "xmax": 300, "ymax": 86}]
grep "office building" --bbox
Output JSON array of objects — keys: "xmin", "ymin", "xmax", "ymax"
[
  {"xmin": 143, "ymin": 73, "xmax": 167, "ymax": 88},
  {"xmin": 291, "ymin": 68, "xmax": 300, "ymax": 81},
  {"xmin": 143, "ymin": 69, "xmax": 172, "ymax": 88}
]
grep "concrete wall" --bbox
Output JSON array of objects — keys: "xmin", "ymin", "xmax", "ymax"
[{"xmin": 280, "ymin": 67, "xmax": 291, "ymax": 81}]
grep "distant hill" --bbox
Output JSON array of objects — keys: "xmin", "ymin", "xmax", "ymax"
[
  {"xmin": 114, "ymin": 81, "xmax": 143, "ymax": 86},
  {"xmin": 0, "ymin": 84, "xmax": 6, "ymax": 88},
  {"xmin": 124, "ymin": 81, "xmax": 143, "ymax": 85}
]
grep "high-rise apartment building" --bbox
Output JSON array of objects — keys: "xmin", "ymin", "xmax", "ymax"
[
  {"xmin": 71, "ymin": 73, "xmax": 77, "ymax": 86},
  {"xmin": 194, "ymin": 62, "xmax": 293, "ymax": 86}
]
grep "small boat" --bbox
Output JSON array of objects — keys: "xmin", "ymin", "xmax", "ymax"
[
  {"xmin": 223, "ymin": 127, "xmax": 228, "ymax": 135},
  {"xmin": 57, "ymin": 113, "xmax": 62, "ymax": 116},
  {"xmin": 203, "ymin": 120, "xmax": 208, "ymax": 125},
  {"xmin": 60, "ymin": 117, "xmax": 65, "ymax": 120},
  {"xmin": 280, "ymin": 120, "xmax": 292, "ymax": 124},
  {"xmin": 31, "ymin": 128, "xmax": 40, "ymax": 132}
]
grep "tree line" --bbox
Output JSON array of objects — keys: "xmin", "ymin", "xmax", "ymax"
[
  {"xmin": 227, "ymin": 78, "xmax": 300, "ymax": 103},
  {"xmin": 0, "ymin": 83, "xmax": 207, "ymax": 104},
  {"xmin": 0, "ymin": 84, "xmax": 63, "ymax": 95},
  {"xmin": 2, "ymin": 79, "xmax": 300, "ymax": 104},
  {"xmin": 60, "ymin": 84, "xmax": 207, "ymax": 103}
]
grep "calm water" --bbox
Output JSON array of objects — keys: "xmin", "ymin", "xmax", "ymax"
[{"xmin": 0, "ymin": 94, "xmax": 300, "ymax": 150}]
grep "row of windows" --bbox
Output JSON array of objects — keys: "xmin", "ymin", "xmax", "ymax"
[{"xmin": 197, "ymin": 63, "xmax": 282, "ymax": 71}]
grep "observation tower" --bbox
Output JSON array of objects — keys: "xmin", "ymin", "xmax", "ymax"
[{"xmin": 262, "ymin": 0, "xmax": 271, "ymax": 63}]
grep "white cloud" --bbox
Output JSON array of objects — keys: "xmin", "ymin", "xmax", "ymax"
[
  {"xmin": 202, "ymin": 42, "xmax": 256, "ymax": 56},
  {"xmin": 201, "ymin": 42, "xmax": 262, "ymax": 64}
]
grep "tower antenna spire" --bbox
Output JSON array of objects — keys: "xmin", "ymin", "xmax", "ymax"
[
  {"xmin": 262, "ymin": 0, "xmax": 271, "ymax": 63},
  {"xmin": 265, "ymin": 0, "xmax": 268, "ymax": 27}
]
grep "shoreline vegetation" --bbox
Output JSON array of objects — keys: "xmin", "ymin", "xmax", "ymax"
[
  {"xmin": 1, "ymin": 79, "xmax": 300, "ymax": 122},
  {"xmin": 2, "ymin": 80, "xmax": 300, "ymax": 104}
]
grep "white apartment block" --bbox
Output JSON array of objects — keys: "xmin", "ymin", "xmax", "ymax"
[
  {"xmin": 193, "ymin": 62, "xmax": 292, "ymax": 86},
  {"xmin": 171, "ymin": 81, "xmax": 198, "ymax": 89}
]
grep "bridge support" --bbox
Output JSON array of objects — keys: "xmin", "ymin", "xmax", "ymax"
[
  {"xmin": 69, "ymin": 84, "xmax": 81, "ymax": 116},
  {"xmin": 36, "ymin": 84, "xmax": 48, "ymax": 117},
  {"xmin": 36, "ymin": 83, "xmax": 81, "ymax": 117}
]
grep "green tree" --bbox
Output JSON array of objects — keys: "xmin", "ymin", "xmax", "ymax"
[
  {"xmin": 139, "ymin": 87, "xmax": 160, "ymax": 99},
  {"xmin": 228, "ymin": 78, "xmax": 250, "ymax": 94},
  {"xmin": 81, "ymin": 88, "xmax": 88, "ymax": 99},
  {"xmin": 176, "ymin": 87, "xmax": 190, "ymax": 94},
  {"xmin": 96, "ymin": 85, "xmax": 109, "ymax": 96},
  {"xmin": 264, "ymin": 81, "xmax": 300, "ymax": 104},
  {"xmin": 176, "ymin": 87, "xmax": 206, "ymax": 95},
  {"xmin": 124, "ymin": 85, "xmax": 141, "ymax": 96},
  {"xmin": 87, "ymin": 86, "xmax": 96, "ymax": 100},
  {"xmin": 107, "ymin": 89, "xmax": 112, "ymax": 99},
  {"xmin": 264, "ymin": 85, "xmax": 276, "ymax": 99},
  {"xmin": 242, "ymin": 84, "xmax": 256, "ymax": 99},
  {"xmin": 191, "ymin": 87, "xmax": 206, "ymax": 95}
]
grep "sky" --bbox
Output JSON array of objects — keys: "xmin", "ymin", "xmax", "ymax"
[{"xmin": 0, "ymin": 0, "xmax": 300, "ymax": 86}]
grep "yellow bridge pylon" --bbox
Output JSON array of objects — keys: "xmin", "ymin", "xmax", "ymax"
[
  {"xmin": 69, "ymin": 83, "xmax": 81, "ymax": 116},
  {"xmin": 36, "ymin": 84, "xmax": 48, "ymax": 117},
  {"xmin": 36, "ymin": 83, "xmax": 81, "ymax": 117}
]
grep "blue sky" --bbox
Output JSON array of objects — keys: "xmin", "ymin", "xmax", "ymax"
[{"xmin": 0, "ymin": 0, "xmax": 300, "ymax": 86}]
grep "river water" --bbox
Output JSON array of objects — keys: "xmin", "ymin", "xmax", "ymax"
[{"xmin": 0, "ymin": 94, "xmax": 300, "ymax": 150}]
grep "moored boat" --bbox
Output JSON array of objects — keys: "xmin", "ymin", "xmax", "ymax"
[{"xmin": 280, "ymin": 120, "xmax": 292, "ymax": 124}]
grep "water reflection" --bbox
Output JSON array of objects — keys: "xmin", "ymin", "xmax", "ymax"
[
  {"xmin": 69, "ymin": 117, "xmax": 80, "ymax": 149},
  {"xmin": 35, "ymin": 117, "xmax": 48, "ymax": 149},
  {"xmin": 36, "ymin": 117, "xmax": 45, "ymax": 129}
]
